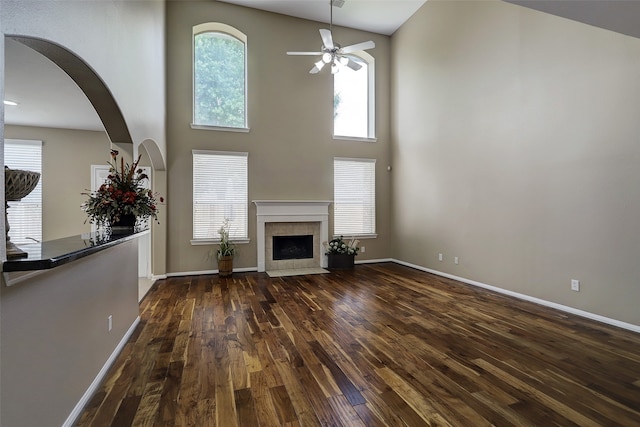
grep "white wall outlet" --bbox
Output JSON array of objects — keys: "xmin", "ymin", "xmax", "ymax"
[
  {"xmin": 454, "ymin": 256, "xmax": 459, "ymax": 265},
  {"xmin": 360, "ymin": 246, "xmax": 365, "ymax": 253},
  {"xmin": 438, "ymin": 253, "xmax": 443, "ymax": 261},
  {"xmin": 571, "ymin": 279, "xmax": 580, "ymax": 292},
  {"xmin": 108, "ymin": 315, "xmax": 113, "ymax": 332}
]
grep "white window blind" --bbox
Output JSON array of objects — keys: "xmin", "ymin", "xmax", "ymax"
[
  {"xmin": 5, "ymin": 139, "xmax": 43, "ymax": 244},
  {"xmin": 334, "ymin": 157, "xmax": 376, "ymax": 235},
  {"xmin": 193, "ymin": 150, "xmax": 248, "ymax": 240}
]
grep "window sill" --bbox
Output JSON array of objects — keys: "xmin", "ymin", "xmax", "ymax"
[
  {"xmin": 191, "ymin": 238, "xmax": 250, "ymax": 246},
  {"xmin": 333, "ymin": 135, "xmax": 377, "ymax": 143},
  {"xmin": 191, "ymin": 124, "xmax": 250, "ymax": 133},
  {"xmin": 332, "ymin": 234, "xmax": 377, "ymax": 240}
]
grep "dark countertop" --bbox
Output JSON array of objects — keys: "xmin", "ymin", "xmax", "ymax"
[{"xmin": 3, "ymin": 229, "xmax": 148, "ymax": 272}]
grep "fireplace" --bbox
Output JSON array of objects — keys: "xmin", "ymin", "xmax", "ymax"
[
  {"xmin": 273, "ymin": 235, "xmax": 314, "ymax": 260},
  {"xmin": 254, "ymin": 200, "xmax": 331, "ymax": 272}
]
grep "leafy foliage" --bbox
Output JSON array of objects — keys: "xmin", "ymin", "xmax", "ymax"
[
  {"xmin": 194, "ymin": 32, "xmax": 245, "ymax": 127},
  {"xmin": 217, "ymin": 219, "xmax": 236, "ymax": 259},
  {"xmin": 82, "ymin": 150, "xmax": 163, "ymax": 228},
  {"xmin": 324, "ymin": 236, "xmax": 360, "ymax": 256}
]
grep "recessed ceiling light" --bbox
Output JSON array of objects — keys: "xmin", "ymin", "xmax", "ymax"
[{"xmin": 3, "ymin": 100, "xmax": 19, "ymax": 106}]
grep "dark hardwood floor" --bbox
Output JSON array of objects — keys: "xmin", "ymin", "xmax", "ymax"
[{"xmin": 75, "ymin": 263, "xmax": 640, "ymax": 426}]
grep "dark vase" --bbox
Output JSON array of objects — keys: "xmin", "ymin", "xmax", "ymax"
[
  {"xmin": 110, "ymin": 214, "xmax": 137, "ymax": 234},
  {"xmin": 327, "ymin": 253, "xmax": 355, "ymax": 270}
]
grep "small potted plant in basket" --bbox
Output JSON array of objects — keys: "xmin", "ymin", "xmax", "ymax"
[
  {"xmin": 323, "ymin": 235, "xmax": 359, "ymax": 270},
  {"xmin": 82, "ymin": 149, "xmax": 163, "ymax": 233},
  {"xmin": 216, "ymin": 219, "xmax": 236, "ymax": 277}
]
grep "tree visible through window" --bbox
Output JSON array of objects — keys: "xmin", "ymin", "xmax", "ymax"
[{"xmin": 193, "ymin": 24, "xmax": 247, "ymax": 128}]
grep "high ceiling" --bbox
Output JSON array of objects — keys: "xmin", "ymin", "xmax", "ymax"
[
  {"xmin": 5, "ymin": 1, "xmax": 640, "ymax": 133},
  {"xmin": 217, "ymin": 0, "xmax": 427, "ymax": 36}
]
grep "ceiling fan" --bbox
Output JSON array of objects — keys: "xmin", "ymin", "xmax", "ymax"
[{"xmin": 286, "ymin": 0, "xmax": 375, "ymax": 74}]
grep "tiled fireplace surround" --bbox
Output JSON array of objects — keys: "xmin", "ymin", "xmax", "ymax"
[{"xmin": 254, "ymin": 201, "xmax": 330, "ymax": 272}]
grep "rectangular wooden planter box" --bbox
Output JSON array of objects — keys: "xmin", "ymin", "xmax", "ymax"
[{"xmin": 327, "ymin": 253, "xmax": 355, "ymax": 270}]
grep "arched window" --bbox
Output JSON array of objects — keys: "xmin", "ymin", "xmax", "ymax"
[
  {"xmin": 192, "ymin": 23, "xmax": 248, "ymax": 130},
  {"xmin": 333, "ymin": 51, "xmax": 375, "ymax": 140}
]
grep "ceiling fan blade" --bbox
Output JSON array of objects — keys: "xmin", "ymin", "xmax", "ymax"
[
  {"xmin": 287, "ymin": 51, "xmax": 323, "ymax": 56},
  {"xmin": 319, "ymin": 29, "xmax": 334, "ymax": 49},
  {"xmin": 345, "ymin": 58, "xmax": 363, "ymax": 71},
  {"xmin": 340, "ymin": 40, "xmax": 375, "ymax": 54},
  {"xmin": 310, "ymin": 60, "xmax": 325, "ymax": 74}
]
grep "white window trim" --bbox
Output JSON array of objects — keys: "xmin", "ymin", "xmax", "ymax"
[
  {"xmin": 333, "ymin": 135, "xmax": 378, "ymax": 143},
  {"xmin": 333, "ymin": 51, "xmax": 375, "ymax": 140},
  {"xmin": 190, "ymin": 124, "xmax": 250, "ymax": 133},
  {"xmin": 190, "ymin": 238, "xmax": 250, "ymax": 246},
  {"xmin": 191, "ymin": 149, "xmax": 249, "ymax": 245},
  {"xmin": 332, "ymin": 233, "xmax": 377, "ymax": 240},
  {"xmin": 192, "ymin": 22, "xmax": 249, "ymax": 129}
]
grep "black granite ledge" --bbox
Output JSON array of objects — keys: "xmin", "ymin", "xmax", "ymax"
[{"xmin": 2, "ymin": 229, "xmax": 148, "ymax": 272}]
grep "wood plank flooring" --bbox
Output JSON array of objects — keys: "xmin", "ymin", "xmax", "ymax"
[{"xmin": 75, "ymin": 263, "xmax": 640, "ymax": 426}]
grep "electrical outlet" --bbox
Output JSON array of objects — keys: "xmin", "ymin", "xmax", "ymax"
[
  {"xmin": 571, "ymin": 279, "xmax": 580, "ymax": 292},
  {"xmin": 108, "ymin": 315, "xmax": 113, "ymax": 332},
  {"xmin": 438, "ymin": 253, "xmax": 443, "ymax": 262},
  {"xmin": 360, "ymin": 246, "xmax": 365, "ymax": 253},
  {"xmin": 454, "ymin": 256, "xmax": 459, "ymax": 265}
]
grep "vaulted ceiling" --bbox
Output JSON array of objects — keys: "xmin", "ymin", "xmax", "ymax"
[{"xmin": 5, "ymin": 1, "xmax": 640, "ymax": 133}]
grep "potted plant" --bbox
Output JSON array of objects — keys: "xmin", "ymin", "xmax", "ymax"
[
  {"xmin": 216, "ymin": 219, "xmax": 236, "ymax": 277},
  {"xmin": 82, "ymin": 149, "xmax": 163, "ymax": 233},
  {"xmin": 323, "ymin": 235, "xmax": 359, "ymax": 270}
]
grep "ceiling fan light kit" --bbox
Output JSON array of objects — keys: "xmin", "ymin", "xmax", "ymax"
[{"xmin": 286, "ymin": 0, "xmax": 375, "ymax": 74}]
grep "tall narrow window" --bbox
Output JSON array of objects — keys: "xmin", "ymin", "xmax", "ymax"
[
  {"xmin": 5, "ymin": 139, "xmax": 43, "ymax": 244},
  {"xmin": 192, "ymin": 150, "xmax": 248, "ymax": 242},
  {"xmin": 333, "ymin": 157, "xmax": 376, "ymax": 236},
  {"xmin": 193, "ymin": 23, "xmax": 247, "ymax": 129},
  {"xmin": 334, "ymin": 52, "xmax": 375, "ymax": 139}
]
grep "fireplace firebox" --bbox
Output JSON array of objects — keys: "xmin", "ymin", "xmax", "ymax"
[{"xmin": 272, "ymin": 235, "xmax": 313, "ymax": 260}]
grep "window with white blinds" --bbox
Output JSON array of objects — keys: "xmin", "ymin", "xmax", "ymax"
[
  {"xmin": 333, "ymin": 157, "xmax": 376, "ymax": 236},
  {"xmin": 5, "ymin": 139, "xmax": 43, "ymax": 244},
  {"xmin": 192, "ymin": 150, "xmax": 248, "ymax": 241}
]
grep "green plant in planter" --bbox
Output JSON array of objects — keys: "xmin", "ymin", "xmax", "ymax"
[
  {"xmin": 216, "ymin": 219, "xmax": 236, "ymax": 259},
  {"xmin": 323, "ymin": 235, "xmax": 360, "ymax": 256}
]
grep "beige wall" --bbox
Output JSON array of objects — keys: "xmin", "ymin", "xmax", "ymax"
[
  {"xmin": 5, "ymin": 125, "xmax": 112, "ymax": 240},
  {"xmin": 391, "ymin": 0, "xmax": 640, "ymax": 326},
  {"xmin": 1, "ymin": 0, "xmax": 167, "ymax": 273},
  {"xmin": 166, "ymin": 2, "xmax": 392, "ymax": 273},
  {"xmin": 1, "ymin": 0, "xmax": 166, "ymax": 161},
  {"xmin": 1, "ymin": 239, "xmax": 139, "ymax": 426}
]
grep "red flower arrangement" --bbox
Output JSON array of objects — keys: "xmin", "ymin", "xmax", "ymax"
[{"xmin": 82, "ymin": 150, "xmax": 164, "ymax": 228}]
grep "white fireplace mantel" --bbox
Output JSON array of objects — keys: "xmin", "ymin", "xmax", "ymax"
[{"xmin": 253, "ymin": 200, "xmax": 331, "ymax": 272}]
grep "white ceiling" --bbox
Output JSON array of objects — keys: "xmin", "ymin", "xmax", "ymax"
[
  {"xmin": 5, "ymin": 1, "xmax": 640, "ymax": 133},
  {"xmin": 218, "ymin": 0, "xmax": 427, "ymax": 36},
  {"xmin": 4, "ymin": 37, "xmax": 104, "ymax": 132}
]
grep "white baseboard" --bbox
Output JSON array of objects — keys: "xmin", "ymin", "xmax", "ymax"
[
  {"xmin": 392, "ymin": 259, "xmax": 640, "ymax": 334},
  {"xmin": 166, "ymin": 261, "xmax": 392, "ymax": 277},
  {"xmin": 166, "ymin": 266, "xmax": 258, "ymax": 278},
  {"xmin": 63, "ymin": 316, "xmax": 141, "ymax": 427},
  {"xmin": 356, "ymin": 258, "xmax": 393, "ymax": 264}
]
